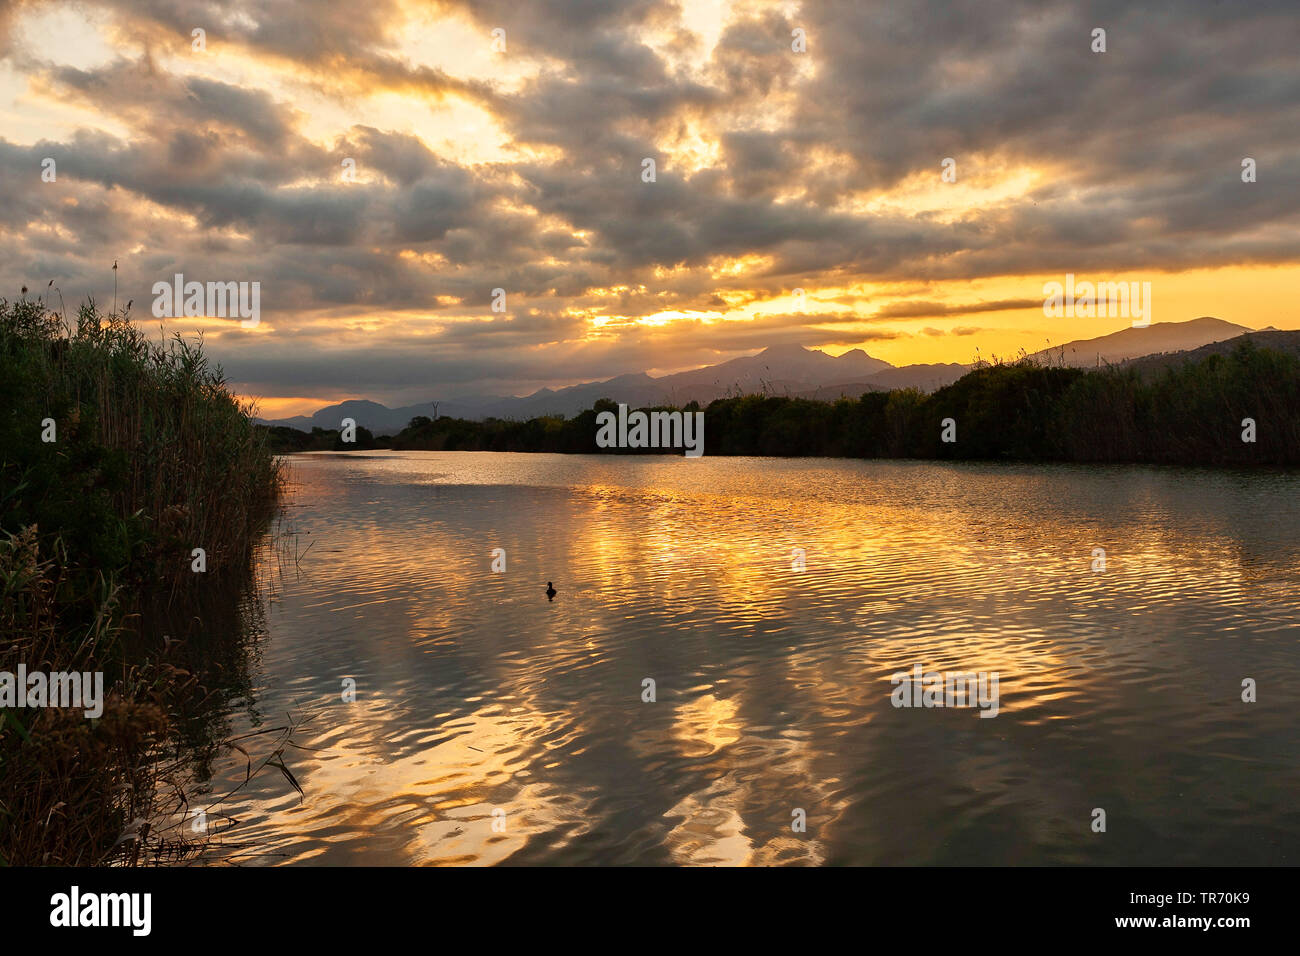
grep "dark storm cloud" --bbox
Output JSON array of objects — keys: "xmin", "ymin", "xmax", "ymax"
[
  {"xmin": 873, "ymin": 298, "xmax": 1041, "ymax": 319},
  {"xmin": 215, "ymin": 307, "xmax": 903, "ymax": 405},
  {"xmin": 1, "ymin": 0, "xmax": 1297, "ymax": 403},
  {"xmin": 792, "ymin": 0, "xmax": 1300, "ymax": 261},
  {"xmin": 93, "ymin": 0, "xmax": 405, "ymax": 63}
]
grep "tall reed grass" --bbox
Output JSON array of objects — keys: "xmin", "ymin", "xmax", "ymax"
[{"xmin": 0, "ymin": 295, "xmax": 283, "ymax": 865}]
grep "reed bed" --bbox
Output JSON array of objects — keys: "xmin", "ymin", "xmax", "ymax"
[{"xmin": 0, "ymin": 295, "xmax": 283, "ymax": 865}]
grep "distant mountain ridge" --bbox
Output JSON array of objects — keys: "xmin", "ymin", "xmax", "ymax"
[
  {"xmin": 259, "ymin": 344, "xmax": 898, "ymax": 434},
  {"xmin": 1121, "ymin": 328, "xmax": 1297, "ymax": 377},
  {"xmin": 1027, "ymin": 316, "xmax": 1253, "ymax": 367},
  {"xmin": 258, "ymin": 318, "xmax": 1261, "ymax": 435}
]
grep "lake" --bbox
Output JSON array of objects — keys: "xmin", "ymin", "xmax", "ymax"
[{"xmin": 186, "ymin": 451, "xmax": 1300, "ymax": 865}]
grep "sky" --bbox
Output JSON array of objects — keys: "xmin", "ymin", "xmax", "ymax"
[{"xmin": 1, "ymin": 0, "xmax": 1297, "ymax": 417}]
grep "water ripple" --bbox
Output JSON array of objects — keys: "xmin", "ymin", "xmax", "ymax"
[{"xmin": 191, "ymin": 454, "xmax": 1300, "ymax": 865}]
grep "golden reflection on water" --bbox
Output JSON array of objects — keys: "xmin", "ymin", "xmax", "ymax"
[
  {"xmin": 193, "ymin": 453, "xmax": 1300, "ymax": 866},
  {"xmin": 657, "ymin": 693, "xmax": 830, "ymax": 865}
]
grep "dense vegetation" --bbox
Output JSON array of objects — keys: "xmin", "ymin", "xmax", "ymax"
[
  {"xmin": 1, "ymin": 297, "xmax": 282, "ymax": 865},
  {"xmin": 266, "ymin": 339, "xmax": 1300, "ymax": 466}
]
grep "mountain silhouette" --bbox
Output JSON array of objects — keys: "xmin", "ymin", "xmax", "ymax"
[{"xmin": 259, "ymin": 318, "xmax": 1258, "ymax": 434}]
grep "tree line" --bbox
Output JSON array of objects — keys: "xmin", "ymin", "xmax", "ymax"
[{"xmin": 261, "ymin": 339, "xmax": 1300, "ymax": 467}]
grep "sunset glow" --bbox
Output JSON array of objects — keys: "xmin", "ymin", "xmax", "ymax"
[{"xmin": 2, "ymin": 0, "xmax": 1297, "ymax": 416}]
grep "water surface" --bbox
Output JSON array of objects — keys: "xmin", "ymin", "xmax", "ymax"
[{"xmin": 190, "ymin": 452, "xmax": 1300, "ymax": 865}]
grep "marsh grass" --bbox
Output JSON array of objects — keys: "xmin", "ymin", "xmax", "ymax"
[{"xmin": 0, "ymin": 295, "xmax": 284, "ymax": 865}]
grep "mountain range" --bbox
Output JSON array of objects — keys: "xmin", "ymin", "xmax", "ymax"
[{"xmin": 259, "ymin": 317, "xmax": 1259, "ymax": 435}]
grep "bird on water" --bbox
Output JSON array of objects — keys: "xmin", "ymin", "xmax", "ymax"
[{"xmin": 546, "ymin": 581, "xmax": 557, "ymax": 601}]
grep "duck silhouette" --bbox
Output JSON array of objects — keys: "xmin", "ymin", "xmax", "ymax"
[{"xmin": 545, "ymin": 581, "xmax": 557, "ymax": 601}]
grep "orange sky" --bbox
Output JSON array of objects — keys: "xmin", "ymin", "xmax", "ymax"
[{"xmin": 3, "ymin": 0, "xmax": 1297, "ymax": 416}]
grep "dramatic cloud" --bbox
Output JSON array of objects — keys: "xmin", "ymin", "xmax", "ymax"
[{"xmin": 1, "ymin": 0, "xmax": 1297, "ymax": 411}]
